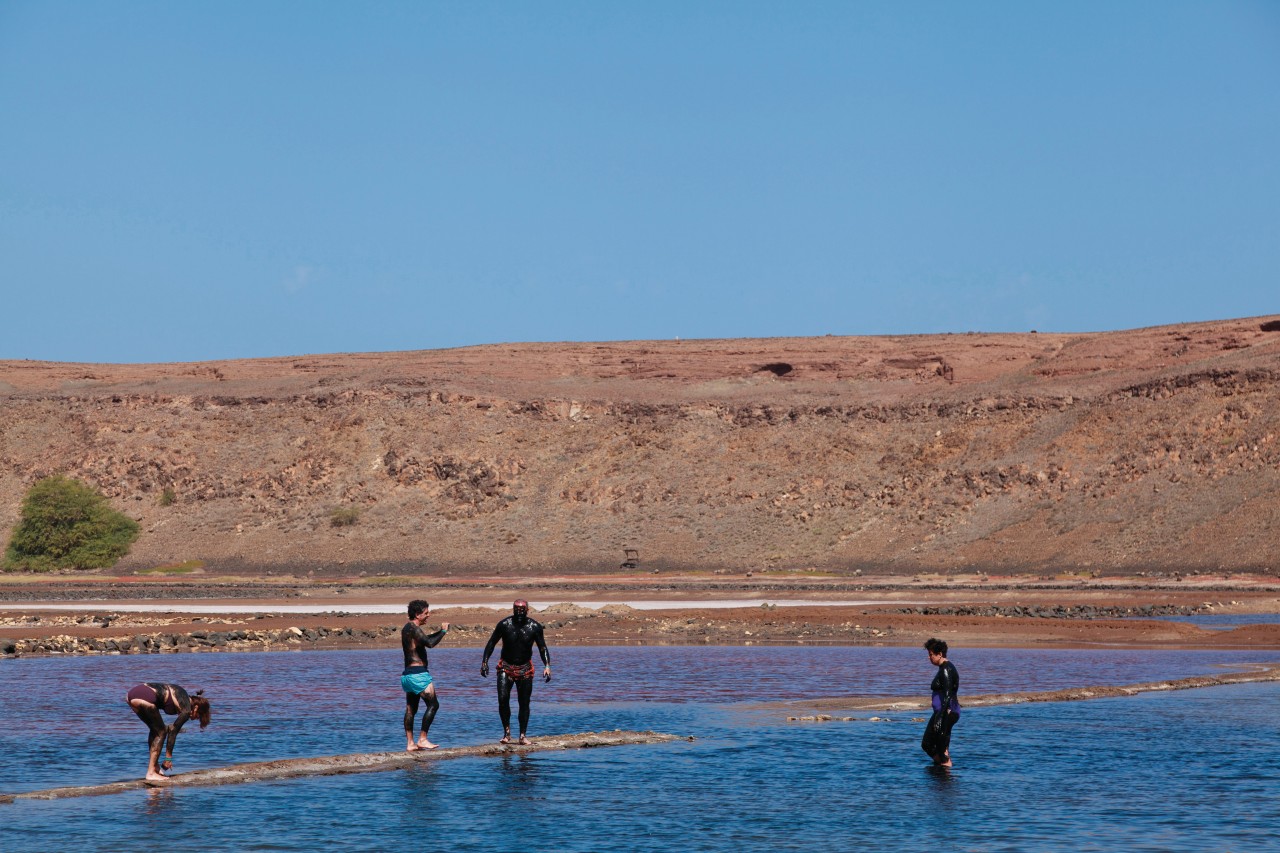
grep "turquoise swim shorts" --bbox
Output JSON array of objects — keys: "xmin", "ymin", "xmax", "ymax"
[{"xmin": 401, "ymin": 669, "xmax": 433, "ymax": 695}]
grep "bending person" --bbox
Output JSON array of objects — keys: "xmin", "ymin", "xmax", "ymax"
[
  {"xmin": 921, "ymin": 637, "xmax": 961, "ymax": 768},
  {"xmin": 125, "ymin": 682, "xmax": 211, "ymax": 782},
  {"xmin": 401, "ymin": 598, "xmax": 449, "ymax": 751},
  {"xmin": 481, "ymin": 599, "xmax": 551, "ymax": 744}
]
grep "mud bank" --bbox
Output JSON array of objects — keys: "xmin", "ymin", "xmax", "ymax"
[
  {"xmin": 1, "ymin": 730, "xmax": 686, "ymax": 803},
  {"xmin": 5, "ymin": 597, "xmax": 1280, "ymax": 657}
]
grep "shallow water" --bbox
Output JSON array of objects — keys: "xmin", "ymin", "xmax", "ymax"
[
  {"xmin": 2, "ymin": 647, "xmax": 1278, "ymax": 852},
  {"xmin": 1140, "ymin": 612, "xmax": 1280, "ymax": 630}
]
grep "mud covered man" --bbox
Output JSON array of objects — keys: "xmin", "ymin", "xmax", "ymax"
[
  {"xmin": 401, "ymin": 599, "xmax": 449, "ymax": 751},
  {"xmin": 481, "ymin": 599, "xmax": 551, "ymax": 744}
]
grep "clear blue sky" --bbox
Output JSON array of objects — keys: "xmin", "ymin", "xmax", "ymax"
[{"xmin": 2, "ymin": 2, "xmax": 1277, "ymax": 363}]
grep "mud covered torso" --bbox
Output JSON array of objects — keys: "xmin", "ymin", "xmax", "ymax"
[
  {"xmin": 147, "ymin": 682, "xmax": 188, "ymax": 716},
  {"xmin": 401, "ymin": 621, "xmax": 445, "ymax": 672},
  {"xmin": 490, "ymin": 616, "xmax": 548, "ymax": 666}
]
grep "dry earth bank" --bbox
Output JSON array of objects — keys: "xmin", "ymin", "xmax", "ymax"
[
  {"xmin": 4, "ymin": 575, "xmax": 1278, "ymax": 657},
  {"xmin": 2, "ymin": 316, "xmax": 1279, "ymax": 575}
]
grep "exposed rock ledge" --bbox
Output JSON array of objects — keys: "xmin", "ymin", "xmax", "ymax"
[{"xmin": 2, "ymin": 730, "xmax": 687, "ymax": 803}]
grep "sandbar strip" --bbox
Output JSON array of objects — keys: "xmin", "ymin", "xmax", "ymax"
[
  {"xmin": 1, "ymin": 730, "xmax": 687, "ymax": 804},
  {"xmin": 775, "ymin": 663, "xmax": 1280, "ymax": 716}
]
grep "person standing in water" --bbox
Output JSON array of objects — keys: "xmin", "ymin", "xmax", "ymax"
[
  {"xmin": 401, "ymin": 599, "xmax": 449, "ymax": 751},
  {"xmin": 125, "ymin": 682, "xmax": 211, "ymax": 782},
  {"xmin": 481, "ymin": 599, "xmax": 551, "ymax": 745},
  {"xmin": 922, "ymin": 638, "xmax": 961, "ymax": 767}
]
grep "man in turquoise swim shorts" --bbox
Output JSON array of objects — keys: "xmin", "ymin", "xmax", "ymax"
[{"xmin": 401, "ymin": 599, "xmax": 449, "ymax": 751}]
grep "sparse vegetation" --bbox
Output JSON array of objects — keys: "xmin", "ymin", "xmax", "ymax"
[
  {"xmin": 4, "ymin": 475, "xmax": 140, "ymax": 571},
  {"xmin": 329, "ymin": 506, "xmax": 360, "ymax": 527},
  {"xmin": 138, "ymin": 559, "xmax": 205, "ymax": 575},
  {"xmin": 158, "ymin": 487, "xmax": 176, "ymax": 507}
]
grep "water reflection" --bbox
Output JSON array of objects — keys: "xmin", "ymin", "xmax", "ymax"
[
  {"xmin": 139, "ymin": 786, "xmax": 179, "ymax": 819},
  {"xmin": 394, "ymin": 762, "xmax": 444, "ymax": 820},
  {"xmin": 497, "ymin": 753, "xmax": 546, "ymax": 805},
  {"xmin": 923, "ymin": 763, "xmax": 959, "ymax": 796}
]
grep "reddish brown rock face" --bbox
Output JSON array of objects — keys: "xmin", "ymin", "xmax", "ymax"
[{"xmin": 1, "ymin": 314, "xmax": 1278, "ymax": 577}]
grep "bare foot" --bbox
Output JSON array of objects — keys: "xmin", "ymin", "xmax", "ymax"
[
  {"xmin": 406, "ymin": 744, "xmax": 422, "ymax": 752},
  {"xmin": 517, "ymin": 735, "xmax": 532, "ymax": 745},
  {"xmin": 417, "ymin": 738, "xmax": 438, "ymax": 750},
  {"xmin": 499, "ymin": 735, "xmax": 511, "ymax": 744},
  {"xmin": 144, "ymin": 773, "xmax": 168, "ymax": 784}
]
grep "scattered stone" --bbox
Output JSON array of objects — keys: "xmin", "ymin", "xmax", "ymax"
[
  {"xmin": 786, "ymin": 714, "xmax": 855, "ymax": 722},
  {"xmin": 540, "ymin": 603, "xmax": 596, "ymax": 617}
]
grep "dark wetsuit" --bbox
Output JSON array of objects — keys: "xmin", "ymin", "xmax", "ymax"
[
  {"xmin": 921, "ymin": 660, "xmax": 960, "ymax": 764},
  {"xmin": 482, "ymin": 615, "xmax": 551, "ymax": 737},
  {"xmin": 401, "ymin": 621, "xmax": 446, "ymax": 737}
]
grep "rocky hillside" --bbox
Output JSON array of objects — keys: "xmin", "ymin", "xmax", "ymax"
[{"xmin": 2, "ymin": 316, "xmax": 1278, "ymax": 576}]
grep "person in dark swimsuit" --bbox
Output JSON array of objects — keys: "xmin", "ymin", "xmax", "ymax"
[
  {"xmin": 401, "ymin": 599, "xmax": 449, "ymax": 751},
  {"xmin": 921, "ymin": 638, "xmax": 960, "ymax": 768},
  {"xmin": 125, "ymin": 682, "xmax": 211, "ymax": 782},
  {"xmin": 481, "ymin": 599, "xmax": 551, "ymax": 745}
]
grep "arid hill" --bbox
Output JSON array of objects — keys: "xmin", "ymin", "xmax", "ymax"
[{"xmin": 1, "ymin": 316, "xmax": 1278, "ymax": 576}]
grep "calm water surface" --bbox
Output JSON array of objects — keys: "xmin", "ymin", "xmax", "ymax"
[
  {"xmin": 2, "ymin": 646, "xmax": 1277, "ymax": 852},
  {"xmin": 1143, "ymin": 612, "xmax": 1280, "ymax": 630}
]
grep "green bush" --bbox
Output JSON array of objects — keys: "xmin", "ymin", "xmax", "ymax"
[
  {"xmin": 329, "ymin": 506, "xmax": 360, "ymax": 527},
  {"xmin": 4, "ymin": 475, "xmax": 141, "ymax": 571}
]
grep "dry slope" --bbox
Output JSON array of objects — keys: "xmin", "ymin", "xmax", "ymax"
[{"xmin": 1, "ymin": 316, "xmax": 1278, "ymax": 575}]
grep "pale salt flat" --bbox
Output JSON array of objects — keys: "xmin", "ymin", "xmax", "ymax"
[{"xmin": 0, "ymin": 599, "xmax": 915, "ymax": 614}]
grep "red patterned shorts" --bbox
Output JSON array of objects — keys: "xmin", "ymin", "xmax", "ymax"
[{"xmin": 497, "ymin": 659, "xmax": 536, "ymax": 681}]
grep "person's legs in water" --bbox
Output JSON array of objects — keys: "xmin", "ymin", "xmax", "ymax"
[
  {"xmin": 129, "ymin": 698, "xmax": 168, "ymax": 781},
  {"xmin": 937, "ymin": 709, "xmax": 957, "ymax": 767},
  {"xmin": 515, "ymin": 677, "xmax": 534, "ymax": 744},
  {"xmin": 920, "ymin": 710, "xmax": 957, "ymax": 767},
  {"xmin": 921, "ymin": 711, "xmax": 942, "ymax": 763},
  {"xmin": 497, "ymin": 671, "xmax": 514, "ymax": 743}
]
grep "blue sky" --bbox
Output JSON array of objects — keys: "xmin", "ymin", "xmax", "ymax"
[{"xmin": 2, "ymin": 2, "xmax": 1277, "ymax": 363}]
